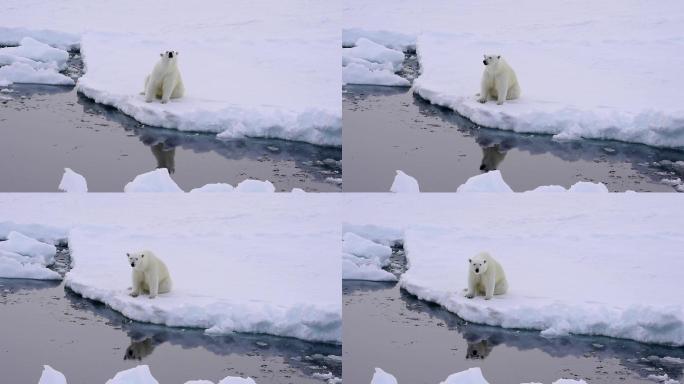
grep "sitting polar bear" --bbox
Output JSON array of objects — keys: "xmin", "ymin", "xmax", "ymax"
[
  {"xmin": 143, "ymin": 51, "xmax": 184, "ymax": 103},
  {"xmin": 127, "ymin": 250, "xmax": 172, "ymax": 298},
  {"xmin": 464, "ymin": 252, "xmax": 508, "ymax": 300},
  {"xmin": 477, "ymin": 54, "xmax": 520, "ymax": 105}
]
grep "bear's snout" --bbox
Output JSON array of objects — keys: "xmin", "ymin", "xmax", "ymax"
[
  {"xmin": 130, "ymin": 262, "xmax": 135, "ymax": 267},
  {"xmin": 482, "ymin": 60, "xmax": 487, "ymax": 65},
  {"xmin": 168, "ymin": 52, "xmax": 174, "ymax": 58},
  {"xmin": 475, "ymin": 268, "xmax": 479, "ymax": 273}
]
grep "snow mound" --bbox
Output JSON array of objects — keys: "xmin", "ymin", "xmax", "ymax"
[
  {"xmin": 37, "ymin": 365, "xmax": 67, "ymax": 384},
  {"xmin": 234, "ymin": 180, "xmax": 275, "ymax": 193},
  {"xmin": 124, "ymin": 169, "xmax": 183, "ymax": 193},
  {"xmin": 412, "ymin": 31, "xmax": 684, "ymax": 149},
  {"xmin": 456, "ymin": 171, "xmax": 513, "ymax": 193},
  {"xmin": 370, "ymin": 368, "xmax": 398, "ymax": 384},
  {"xmin": 1, "ymin": 37, "xmax": 68, "ymax": 68},
  {"xmin": 58, "ymin": 168, "xmax": 88, "ymax": 193},
  {"xmin": 390, "ymin": 170, "xmax": 420, "ymax": 193},
  {"xmin": 0, "ymin": 231, "xmax": 56, "ymax": 263},
  {"xmin": 105, "ymin": 365, "xmax": 158, "ymax": 384},
  {"xmin": 0, "ymin": 231, "xmax": 60, "ymax": 280},
  {"xmin": 342, "ymin": 232, "xmax": 395, "ymax": 281},
  {"xmin": 0, "ymin": 37, "xmax": 73, "ymax": 86},
  {"xmin": 343, "ymin": 38, "xmax": 409, "ymax": 86},
  {"xmin": 189, "ymin": 183, "xmax": 235, "ymax": 193},
  {"xmin": 440, "ymin": 367, "xmax": 489, "ymax": 384},
  {"xmin": 568, "ymin": 182, "xmax": 609, "ymax": 193}
]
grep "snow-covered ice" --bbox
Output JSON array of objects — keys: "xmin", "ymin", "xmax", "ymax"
[
  {"xmin": 37, "ymin": 366, "xmax": 67, "ymax": 384},
  {"xmin": 342, "ymin": 38, "xmax": 409, "ymax": 86},
  {"xmin": 58, "ymin": 168, "xmax": 88, "ymax": 193},
  {"xmin": 391, "ymin": 169, "xmax": 610, "ymax": 193},
  {"xmin": 390, "ymin": 170, "xmax": 420, "ymax": 193},
  {"xmin": 37, "ymin": 365, "xmax": 258, "ymax": 384},
  {"xmin": 189, "ymin": 183, "xmax": 236, "ymax": 193},
  {"xmin": 0, "ymin": 0, "xmax": 341, "ymax": 146},
  {"xmin": 456, "ymin": 171, "xmax": 513, "ymax": 193},
  {"xmin": 368, "ymin": 367, "xmax": 587, "ymax": 384},
  {"xmin": 0, "ymin": 231, "xmax": 60, "ymax": 280},
  {"xmin": 124, "ymin": 169, "xmax": 183, "ymax": 193},
  {"xmin": 342, "ymin": 232, "xmax": 396, "ymax": 282},
  {"xmin": 0, "ymin": 37, "xmax": 73, "ymax": 86},
  {"xmin": 0, "ymin": 194, "xmax": 341, "ymax": 343},
  {"xmin": 234, "ymin": 180, "xmax": 276, "ymax": 193},
  {"xmin": 342, "ymin": 194, "xmax": 684, "ymax": 346},
  {"xmin": 344, "ymin": 0, "xmax": 684, "ymax": 149}
]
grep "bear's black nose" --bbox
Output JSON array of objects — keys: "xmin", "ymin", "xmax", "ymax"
[
  {"xmin": 168, "ymin": 52, "xmax": 173, "ymax": 58},
  {"xmin": 472, "ymin": 350, "xmax": 478, "ymax": 356},
  {"xmin": 482, "ymin": 60, "xmax": 487, "ymax": 65},
  {"xmin": 131, "ymin": 263, "xmax": 135, "ymax": 267},
  {"xmin": 475, "ymin": 268, "xmax": 479, "ymax": 273}
]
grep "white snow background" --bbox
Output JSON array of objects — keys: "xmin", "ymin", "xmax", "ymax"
[
  {"xmin": 343, "ymin": 0, "xmax": 684, "ymax": 148},
  {"xmin": 0, "ymin": 194, "xmax": 341, "ymax": 343},
  {"xmin": 0, "ymin": 0, "xmax": 341, "ymax": 146},
  {"xmin": 342, "ymin": 193, "xmax": 684, "ymax": 346}
]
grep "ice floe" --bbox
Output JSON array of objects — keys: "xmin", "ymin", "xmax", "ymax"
[
  {"xmin": 0, "ymin": 194, "xmax": 341, "ymax": 343},
  {"xmin": 36, "ymin": 365, "xmax": 258, "ymax": 384},
  {"xmin": 58, "ymin": 168, "xmax": 88, "ymax": 193}
]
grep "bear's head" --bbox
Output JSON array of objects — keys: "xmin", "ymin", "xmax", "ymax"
[
  {"xmin": 127, "ymin": 251, "xmax": 149, "ymax": 271},
  {"xmin": 482, "ymin": 54, "xmax": 501, "ymax": 67},
  {"xmin": 468, "ymin": 252, "xmax": 490, "ymax": 275},
  {"xmin": 159, "ymin": 51, "xmax": 179, "ymax": 64}
]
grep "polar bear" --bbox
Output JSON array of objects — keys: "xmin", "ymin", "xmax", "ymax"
[
  {"xmin": 127, "ymin": 250, "xmax": 172, "ymax": 298},
  {"xmin": 143, "ymin": 51, "xmax": 184, "ymax": 104},
  {"xmin": 464, "ymin": 252, "xmax": 508, "ymax": 300},
  {"xmin": 477, "ymin": 54, "xmax": 520, "ymax": 105}
]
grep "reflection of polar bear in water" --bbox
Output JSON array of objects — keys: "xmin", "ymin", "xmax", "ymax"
[
  {"xmin": 150, "ymin": 143, "xmax": 176, "ymax": 174},
  {"xmin": 466, "ymin": 340, "xmax": 495, "ymax": 360},
  {"xmin": 127, "ymin": 250, "xmax": 172, "ymax": 299},
  {"xmin": 480, "ymin": 144, "xmax": 507, "ymax": 172},
  {"xmin": 477, "ymin": 54, "xmax": 520, "ymax": 105},
  {"xmin": 143, "ymin": 51, "xmax": 185, "ymax": 103},
  {"xmin": 464, "ymin": 252, "xmax": 508, "ymax": 300}
]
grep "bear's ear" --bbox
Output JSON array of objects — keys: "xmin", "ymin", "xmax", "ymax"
[
  {"xmin": 175, "ymin": 51, "xmax": 179, "ymax": 55},
  {"xmin": 483, "ymin": 54, "xmax": 486, "ymax": 59},
  {"xmin": 497, "ymin": 55, "xmax": 500, "ymax": 59},
  {"xmin": 468, "ymin": 258, "xmax": 471, "ymax": 263},
  {"xmin": 483, "ymin": 259, "xmax": 487, "ymax": 263},
  {"xmin": 141, "ymin": 254, "xmax": 144, "ymax": 258},
  {"xmin": 160, "ymin": 52, "xmax": 164, "ymax": 57}
]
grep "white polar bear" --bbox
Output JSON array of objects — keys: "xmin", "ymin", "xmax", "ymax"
[
  {"xmin": 464, "ymin": 252, "xmax": 508, "ymax": 300},
  {"xmin": 477, "ymin": 54, "xmax": 520, "ymax": 105},
  {"xmin": 127, "ymin": 250, "xmax": 172, "ymax": 298},
  {"xmin": 143, "ymin": 51, "xmax": 184, "ymax": 104}
]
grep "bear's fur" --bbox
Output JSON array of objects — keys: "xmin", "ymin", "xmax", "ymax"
[
  {"xmin": 127, "ymin": 250, "xmax": 172, "ymax": 298},
  {"xmin": 143, "ymin": 51, "xmax": 184, "ymax": 103},
  {"xmin": 477, "ymin": 54, "xmax": 520, "ymax": 105},
  {"xmin": 464, "ymin": 251, "xmax": 508, "ymax": 300}
]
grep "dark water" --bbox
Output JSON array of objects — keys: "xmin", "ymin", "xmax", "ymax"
[
  {"xmin": 0, "ymin": 247, "xmax": 341, "ymax": 384},
  {"xmin": 343, "ymin": 56, "xmax": 684, "ymax": 192},
  {"xmin": 342, "ymin": 248, "xmax": 684, "ymax": 384},
  {"xmin": 0, "ymin": 53, "xmax": 341, "ymax": 192}
]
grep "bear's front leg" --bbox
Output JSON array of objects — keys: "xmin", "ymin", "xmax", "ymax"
[
  {"xmin": 495, "ymin": 77, "xmax": 508, "ymax": 105},
  {"xmin": 144, "ymin": 80, "xmax": 157, "ymax": 103},
  {"xmin": 147, "ymin": 271, "xmax": 159, "ymax": 298},
  {"xmin": 484, "ymin": 274, "xmax": 496, "ymax": 300},
  {"xmin": 465, "ymin": 274, "xmax": 477, "ymax": 299},
  {"xmin": 477, "ymin": 78, "xmax": 489, "ymax": 103},
  {"xmin": 130, "ymin": 270, "xmax": 142, "ymax": 297},
  {"xmin": 160, "ymin": 76, "xmax": 176, "ymax": 104}
]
